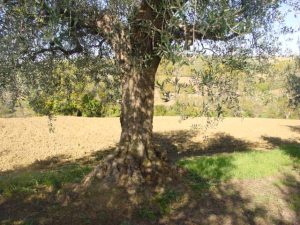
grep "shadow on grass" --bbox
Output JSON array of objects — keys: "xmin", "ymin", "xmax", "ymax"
[
  {"xmin": 0, "ymin": 132, "xmax": 299, "ymax": 224},
  {"xmin": 0, "ymin": 148, "xmax": 115, "ymax": 224},
  {"xmin": 179, "ymin": 155, "xmax": 234, "ymax": 184},
  {"xmin": 273, "ymin": 173, "xmax": 300, "ymax": 224},
  {"xmin": 262, "ymin": 136, "xmax": 300, "ymax": 223},
  {"xmin": 261, "ymin": 136, "xmax": 300, "ymax": 163},
  {"xmin": 153, "ymin": 131, "xmax": 252, "ymax": 162}
]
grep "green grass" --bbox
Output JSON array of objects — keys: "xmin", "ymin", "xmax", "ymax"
[
  {"xmin": 0, "ymin": 164, "xmax": 91, "ymax": 197},
  {"xmin": 155, "ymin": 189, "xmax": 182, "ymax": 215},
  {"xmin": 179, "ymin": 145, "xmax": 300, "ymax": 184},
  {"xmin": 136, "ymin": 189, "xmax": 182, "ymax": 221}
]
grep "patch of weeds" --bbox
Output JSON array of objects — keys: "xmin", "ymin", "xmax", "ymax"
[
  {"xmin": 137, "ymin": 206, "xmax": 157, "ymax": 221},
  {"xmin": 0, "ymin": 164, "xmax": 91, "ymax": 197},
  {"xmin": 155, "ymin": 189, "xmax": 182, "ymax": 215}
]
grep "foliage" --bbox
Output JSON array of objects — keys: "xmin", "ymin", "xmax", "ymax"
[
  {"xmin": 154, "ymin": 102, "xmax": 199, "ymax": 117},
  {"xmin": 1, "ymin": 56, "xmax": 299, "ymax": 119},
  {"xmin": 155, "ymin": 57, "xmax": 300, "ymax": 119},
  {"xmin": 24, "ymin": 58, "xmax": 121, "ymax": 117},
  {"xmin": 285, "ymin": 59, "xmax": 300, "ymax": 109}
]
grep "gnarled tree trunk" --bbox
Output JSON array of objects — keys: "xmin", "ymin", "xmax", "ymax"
[
  {"xmin": 80, "ymin": 55, "xmax": 168, "ymax": 188},
  {"xmin": 78, "ymin": 1, "xmax": 172, "ymax": 189},
  {"xmin": 117, "ymin": 54, "xmax": 162, "ymax": 180}
]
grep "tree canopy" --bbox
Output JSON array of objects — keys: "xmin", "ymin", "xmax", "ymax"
[{"xmin": 0, "ymin": 0, "xmax": 288, "ymax": 69}]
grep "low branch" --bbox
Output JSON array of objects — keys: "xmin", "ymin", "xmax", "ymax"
[
  {"xmin": 173, "ymin": 24, "xmax": 240, "ymax": 43},
  {"xmin": 30, "ymin": 43, "xmax": 83, "ymax": 60}
]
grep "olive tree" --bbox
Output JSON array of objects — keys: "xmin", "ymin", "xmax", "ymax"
[{"xmin": 0, "ymin": 0, "xmax": 288, "ymax": 186}]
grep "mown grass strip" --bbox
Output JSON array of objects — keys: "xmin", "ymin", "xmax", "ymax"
[{"xmin": 179, "ymin": 145, "xmax": 299, "ymax": 184}]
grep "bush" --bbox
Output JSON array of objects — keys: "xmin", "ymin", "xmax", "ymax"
[
  {"xmin": 80, "ymin": 93, "xmax": 104, "ymax": 117},
  {"xmin": 154, "ymin": 105, "xmax": 168, "ymax": 116},
  {"xmin": 103, "ymin": 104, "xmax": 121, "ymax": 117}
]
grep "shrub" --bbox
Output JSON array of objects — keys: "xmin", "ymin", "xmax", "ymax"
[
  {"xmin": 80, "ymin": 93, "xmax": 104, "ymax": 117},
  {"xmin": 154, "ymin": 105, "xmax": 168, "ymax": 116},
  {"xmin": 103, "ymin": 104, "xmax": 121, "ymax": 117}
]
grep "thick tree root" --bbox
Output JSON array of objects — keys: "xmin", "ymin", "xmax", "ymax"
[{"xmin": 73, "ymin": 149, "xmax": 180, "ymax": 195}]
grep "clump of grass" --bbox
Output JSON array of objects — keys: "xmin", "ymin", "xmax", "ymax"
[
  {"xmin": 136, "ymin": 189, "xmax": 182, "ymax": 222},
  {"xmin": 155, "ymin": 189, "xmax": 182, "ymax": 215},
  {"xmin": 137, "ymin": 206, "xmax": 157, "ymax": 221},
  {"xmin": 0, "ymin": 164, "xmax": 91, "ymax": 197},
  {"xmin": 179, "ymin": 146, "xmax": 299, "ymax": 187}
]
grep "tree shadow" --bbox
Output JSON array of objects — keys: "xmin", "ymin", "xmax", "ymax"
[
  {"xmin": 261, "ymin": 136, "xmax": 300, "ymax": 161},
  {"xmin": 160, "ymin": 182, "xmax": 269, "ymax": 225},
  {"xmin": 273, "ymin": 173, "xmax": 300, "ymax": 225},
  {"xmin": 261, "ymin": 136, "xmax": 300, "ymax": 224},
  {"xmin": 287, "ymin": 125, "xmax": 300, "ymax": 134},
  {"xmin": 153, "ymin": 131, "xmax": 252, "ymax": 162}
]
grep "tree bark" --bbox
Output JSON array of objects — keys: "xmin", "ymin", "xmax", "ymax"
[{"xmin": 119, "ymin": 55, "xmax": 161, "ymax": 166}]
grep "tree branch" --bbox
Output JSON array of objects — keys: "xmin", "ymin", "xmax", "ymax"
[
  {"xmin": 30, "ymin": 42, "xmax": 83, "ymax": 60},
  {"xmin": 173, "ymin": 24, "xmax": 241, "ymax": 43}
]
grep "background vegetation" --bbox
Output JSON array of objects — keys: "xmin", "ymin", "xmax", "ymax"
[{"xmin": 1, "ymin": 56, "xmax": 299, "ymax": 119}]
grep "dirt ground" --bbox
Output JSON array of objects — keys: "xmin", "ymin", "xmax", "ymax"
[{"xmin": 0, "ymin": 116, "xmax": 300, "ymax": 171}]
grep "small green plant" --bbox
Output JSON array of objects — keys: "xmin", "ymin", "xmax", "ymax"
[
  {"xmin": 155, "ymin": 189, "xmax": 182, "ymax": 215},
  {"xmin": 103, "ymin": 104, "xmax": 121, "ymax": 117},
  {"xmin": 137, "ymin": 206, "xmax": 157, "ymax": 221}
]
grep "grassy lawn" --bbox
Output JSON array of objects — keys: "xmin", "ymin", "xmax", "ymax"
[{"xmin": 179, "ymin": 145, "xmax": 299, "ymax": 181}]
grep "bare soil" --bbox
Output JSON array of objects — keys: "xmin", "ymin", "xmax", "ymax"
[{"xmin": 0, "ymin": 116, "xmax": 299, "ymax": 171}]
